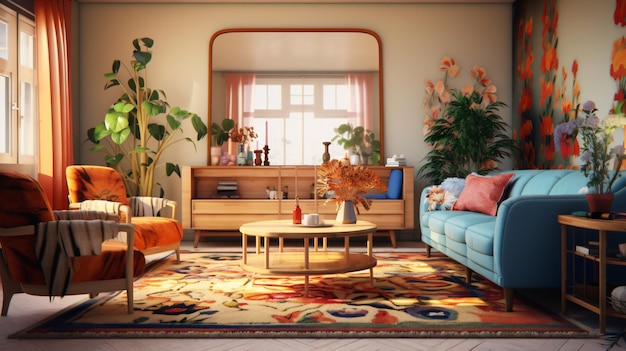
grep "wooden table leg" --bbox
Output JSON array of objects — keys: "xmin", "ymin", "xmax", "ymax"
[
  {"xmin": 368, "ymin": 232, "xmax": 374, "ymax": 286},
  {"xmin": 264, "ymin": 236, "xmax": 269, "ymax": 269},
  {"xmin": 561, "ymin": 224, "xmax": 567, "ymax": 315},
  {"xmin": 242, "ymin": 233, "xmax": 248, "ymax": 264},
  {"xmin": 304, "ymin": 237, "xmax": 310, "ymax": 297},
  {"xmin": 599, "ymin": 229, "xmax": 607, "ymax": 333}
]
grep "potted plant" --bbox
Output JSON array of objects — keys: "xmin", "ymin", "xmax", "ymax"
[
  {"xmin": 87, "ymin": 37, "xmax": 208, "ymax": 197},
  {"xmin": 555, "ymin": 100, "xmax": 625, "ymax": 212},
  {"xmin": 332, "ymin": 123, "xmax": 380, "ymax": 165},
  {"xmin": 210, "ymin": 118, "xmax": 235, "ymax": 165},
  {"xmin": 419, "ymin": 62, "xmax": 518, "ymax": 184}
]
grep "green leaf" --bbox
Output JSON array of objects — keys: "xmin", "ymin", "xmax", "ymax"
[
  {"xmin": 166, "ymin": 163, "xmax": 180, "ymax": 177},
  {"xmin": 105, "ymin": 153, "xmax": 124, "ymax": 166},
  {"xmin": 167, "ymin": 114, "xmax": 181, "ymax": 130},
  {"xmin": 192, "ymin": 115, "xmax": 208, "ymax": 140},
  {"xmin": 111, "ymin": 128, "xmax": 131, "ymax": 144},
  {"xmin": 112, "ymin": 60, "xmax": 120, "ymax": 74},
  {"xmin": 92, "ymin": 122, "xmax": 112, "ymax": 141},
  {"xmin": 148, "ymin": 123, "xmax": 165, "ymax": 141}
]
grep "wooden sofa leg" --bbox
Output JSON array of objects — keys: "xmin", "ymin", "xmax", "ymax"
[
  {"xmin": 504, "ymin": 287, "xmax": 514, "ymax": 312},
  {"xmin": 465, "ymin": 266, "xmax": 473, "ymax": 283},
  {"xmin": 426, "ymin": 245, "xmax": 431, "ymax": 257}
]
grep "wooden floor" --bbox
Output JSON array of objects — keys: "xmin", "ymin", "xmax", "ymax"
[{"xmin": 1, "ymin": 237, "xmax": 625, "ymax": 351}]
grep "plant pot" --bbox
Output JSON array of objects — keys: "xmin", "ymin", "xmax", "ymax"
[
  {"xmin": 210, "ymin": 146, "xmax": 223, "ymax": 166},
  {"xmin": 349, "ymin": 154, "xmax": 360, "ymax": 165},
  {"xmin": 336, "ymin": 200, "xmax": 357, "ymax": 224},
  {"xmin": 586, "ymin": 193, "xmax": 614, "ymax": 213}
]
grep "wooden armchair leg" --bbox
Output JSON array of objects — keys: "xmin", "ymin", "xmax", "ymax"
[{"xmin": 0, "ymin": 255, "xmax": 22, "ymax": 316}]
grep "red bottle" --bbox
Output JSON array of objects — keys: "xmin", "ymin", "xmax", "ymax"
[{"xmin": 292, "ymin": 196, "xmax": 302, "ymax": 224}]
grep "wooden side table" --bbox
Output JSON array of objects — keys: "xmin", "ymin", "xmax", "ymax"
[{"xmin": 559, "ymin": 214, "xmax": 626, "ymax": 333}]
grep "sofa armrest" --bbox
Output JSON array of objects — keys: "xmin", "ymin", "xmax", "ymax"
[{"xmin": 493, "ymin": 194, "xmax": 588, "ymax": 287}]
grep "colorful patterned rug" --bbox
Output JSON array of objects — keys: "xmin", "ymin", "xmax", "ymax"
[{"xmin": 12, "ymin": 252, "xmax": 591, "ymax": 338}]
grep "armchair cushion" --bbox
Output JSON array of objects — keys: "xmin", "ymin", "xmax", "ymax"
[{"xmin": 131, "ymin": 216, "xmax": 183, "ymax": 250}]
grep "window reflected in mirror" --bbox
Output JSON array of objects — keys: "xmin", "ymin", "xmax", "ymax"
[{"xmin": 209, "ymin": 29, "xmax": 383, "ymax": 165}]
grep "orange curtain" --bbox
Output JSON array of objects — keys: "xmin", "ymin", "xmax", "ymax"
[{"xmin": 34, "ymin": 0, "xmax": 73, "ymax": 210}]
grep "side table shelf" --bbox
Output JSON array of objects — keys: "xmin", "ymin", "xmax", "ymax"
[{"xmin": 559, "ymin": 214, "xmax": 626, "ymax": 333}]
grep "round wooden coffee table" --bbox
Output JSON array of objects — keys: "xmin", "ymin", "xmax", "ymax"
[{"xmin": 239, "ymin": 219, "xmax": 378, "ymax": 296}]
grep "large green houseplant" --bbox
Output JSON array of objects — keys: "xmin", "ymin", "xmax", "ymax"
[
  {"xmin": 418, "ymin": 89, "xmax": 518, "ymax": 184},
  {"xmin": 87, "ymin": 37, "xmax": 208, "ymax": 197},
  {"xmin": 332, "ymin": 123, "xmax": 381, "ymax": 165}
]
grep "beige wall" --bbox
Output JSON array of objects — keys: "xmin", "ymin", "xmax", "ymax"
[{"xmin": 75, "ymin": 2, "xmax": 513, "ymax": 235}]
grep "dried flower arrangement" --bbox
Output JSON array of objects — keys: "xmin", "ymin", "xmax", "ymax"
[
  {"xmin": 316, "ymin": 158, "xmax": 387, "ymax": 214},
  {"xmin": 229, "ymin": 124, "xmax": 258, "ymax": 145}
]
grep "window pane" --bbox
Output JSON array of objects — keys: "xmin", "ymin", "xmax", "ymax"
[
  {"xmin": 19, "ymin": 31, "xmax": 33, "ymax": 68},
  {"xmin": 323, "ymin": 85, "xmax": 336, "ymax": 110},
  {"xmin": 0, "ymin": 20, "xmax": 7, "ymax": 60},
  {"xmin": 254, "ymin": 85, "xmax": 267, "ymax": 109},
  {"xmin": 267, "ymin": 85, "xmax": 281, "ymax": 109},
  {"xmin": 0, "ymin": 75, "xmax": 9, "ymax": 153},
  {"xmin": 19, "ymin": 80, "xmax": 34, "ymax": 156}
]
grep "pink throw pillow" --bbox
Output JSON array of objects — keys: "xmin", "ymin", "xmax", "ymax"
[{"xmin": 452, "ymin": 173, "xmax": 514, "ymax": 216}]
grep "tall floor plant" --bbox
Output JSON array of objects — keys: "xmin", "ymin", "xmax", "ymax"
[{"xmin": 87, "ymin": 37, "xmax": 207, "ymax": 197}]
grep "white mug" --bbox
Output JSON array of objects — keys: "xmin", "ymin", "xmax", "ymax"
[{"xmin": 303, "ymin": 213, "xmax": 320, "ymax": 225}]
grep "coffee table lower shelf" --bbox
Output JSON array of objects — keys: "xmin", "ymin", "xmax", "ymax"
[{"xmin": 241, "ymin": 251, "xmax": 377, "ymax": 275}]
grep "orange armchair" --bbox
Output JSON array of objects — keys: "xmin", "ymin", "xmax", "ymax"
[
  {"xmin": 0, "ymin": 169, "xmax": 145, "ymax": 315},
  {"xmin": 66, "ymin": 165, "xmax": 183, "ymax": 260}
]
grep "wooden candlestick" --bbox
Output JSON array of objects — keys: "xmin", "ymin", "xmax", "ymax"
[
  {"xmin": 263, "ymin": 145, "xmax": 270, "ymax": 166},
  {"xmin": 254, "ymin": 150, "xmax": 263, "ymax": 166}
]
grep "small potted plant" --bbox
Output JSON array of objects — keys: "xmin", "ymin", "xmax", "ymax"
[
  {"xmin": 210, "ymin": 118, "xmax": 235, "ymax": 165},
  {"xmin": 332, "ymin": 123, "xmax": 380, "ymax": 165}
]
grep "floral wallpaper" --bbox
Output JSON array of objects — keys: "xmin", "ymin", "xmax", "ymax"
[{"xmin": 514, "ymin": 0, "xmax": 626, "ymax": 170}]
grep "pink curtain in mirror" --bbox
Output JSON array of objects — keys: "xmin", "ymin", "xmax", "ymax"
[
  {"xmin": 346, "ymin": 73, "xmax": 373, "ymax": 131},
  {"xmin": 35, "ymin": 0, "xmax": 73, "ymax": 210},
  {"xmin": 225, "ymin": 73, "xmax": 255, "ymax": 153}
]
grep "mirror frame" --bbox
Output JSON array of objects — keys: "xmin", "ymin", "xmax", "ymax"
[{"xmin": 208, "ymin": 28, "xmax": 384, "ymax": 165}]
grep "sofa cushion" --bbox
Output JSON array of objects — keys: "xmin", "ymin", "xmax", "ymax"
[
  {"xmin": 444, "ymin": 213, "xmax": 495, "ymax": 245},
  {"xmin": 453, "ymin": 173, "xmax": 514, "ymax": 215}
]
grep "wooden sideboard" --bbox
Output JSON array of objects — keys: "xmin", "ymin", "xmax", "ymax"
[{"xmin": 181, "ymin": 165, "xmax": 414, "ymax": 247}]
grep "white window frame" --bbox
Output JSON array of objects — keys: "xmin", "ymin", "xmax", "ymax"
[
  {"xmin": 0, "ymin": 3, "xmax": 35, "ymax": 165},
  {"xmin": 249, "ymin": 74, "xmax": 349, "ymax": 165}
]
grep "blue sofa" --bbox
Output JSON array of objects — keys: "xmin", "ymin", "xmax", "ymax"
[{"xmin": 419, "ymin": 169, "xmax": 626, "ymax": 311}]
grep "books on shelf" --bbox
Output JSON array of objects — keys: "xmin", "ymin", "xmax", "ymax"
[
  {"xmin": 217, "ymin": 181, "xmax": 238, "ymax": 191},
  {"xmin": 386, "ymin": 154, "xmax": 406, "ymax": 167},
  {"xmin": 215, "ymin": 181, "xmax": 239, "ymax": 198},
  {"xmin": 576, "ymin": 245, "xmax": 599, "ymax": 256}
]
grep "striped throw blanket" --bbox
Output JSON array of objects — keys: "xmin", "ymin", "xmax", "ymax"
[{"xmin": 35, "ymin": 212, "xmax": 120, "ymax": 298}]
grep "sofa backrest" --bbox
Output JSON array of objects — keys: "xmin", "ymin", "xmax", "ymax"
[{"xmin": 501, "ymin": 169, "xmax": 626, "ymax": 198}]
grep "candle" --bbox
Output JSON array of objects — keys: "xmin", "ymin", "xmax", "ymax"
[{"xmin": 265, "ymin": 121, "xmax": 268, "ymax": 145}]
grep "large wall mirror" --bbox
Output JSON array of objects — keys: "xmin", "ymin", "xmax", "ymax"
[{"xmin": 209, "ymin": 28, "xmax": 384, "ymax": 166}]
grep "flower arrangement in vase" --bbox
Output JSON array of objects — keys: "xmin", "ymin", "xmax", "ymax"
[
  {"xmin": 555, "ymin": 100, "xmax": 625, "ymax": 212},
  {"xmin": 316, "ymin": 158, "xmax": 387, "ymax": 223},
  {"xmin": 229, "ymin": 124, "xmax": 258, "ymax": 166}
]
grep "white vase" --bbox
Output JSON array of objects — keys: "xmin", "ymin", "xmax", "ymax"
[
  {"xmin": 336, "ymin": 200, "xmax": 357, "ymax": 224},
  {"xmin": 210, "ymin": 146, "xmax": 223, "ymax": 166}
]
